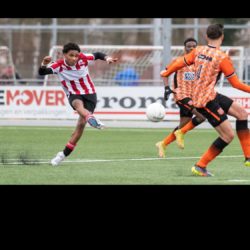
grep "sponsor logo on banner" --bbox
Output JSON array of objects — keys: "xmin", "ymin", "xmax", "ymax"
[
  {"xmin": 0, "ymin": 89, "xmax": 65, "ymax": 106},
  {"xmin": 231, "ymin": 97, "xmax": 250, "ymax": 109},
  {"xmin": 0, "ymin": 86, "xmax": 249, "ymax": 120}
]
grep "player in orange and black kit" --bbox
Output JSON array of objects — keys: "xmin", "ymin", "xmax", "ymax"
[
  {"xmin": 161, "ymin": 24, "xmax": 250, "ymax": 177},
  {"xmin": 156, "ymin": 38, "xmax": 205, "ymax": 158}
]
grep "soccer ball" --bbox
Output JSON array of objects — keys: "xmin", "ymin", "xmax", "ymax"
[{"xmin": 146, "ymin": 102, "xmax": 165, "ymax": 122}]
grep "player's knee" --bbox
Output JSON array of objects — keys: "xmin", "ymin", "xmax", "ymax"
[
  {"xmin": 77, "ymin": 116, "xmax": 87, "ymax": 128},
  {"xmin": 79, "ymin": 119, "xmax": 87, "ymax": 127},
  {"xmin": 225, "ymin": 131, "xmax": 234, "ymax": 143},
  {"xmin": 196, "ymin": 116, "xmax": 206, "ymax": 123},
  {"xmin": 74, "ymin": 106, "xmax": 82, "ymax": 114},
  {"xmin": 79, "ymin": 122, "xmax": 86, "ymax": 129},
  {"xmin": 237, "ymin": 108, "xmax": 248, "ymax": 120}
]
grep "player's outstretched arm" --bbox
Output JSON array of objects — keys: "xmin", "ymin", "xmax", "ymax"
[
  {"xmin": 220, "ymin": 57, "xmax": 250, "ymax": 93},
  {"xmin": 161, "ymin": 58, "xmax": 186, "ymax": 78},
  {"xmin": 92, "ymin": 52, "xmax": 118, "ymax": 64},
  {"xmin": 161, "ymin": 50, "xmax": 195, "ymax": 78},
  {"xmin": 42, "ymin": 56, "xmax": 52, "ymax": 65},
  {"xmin": 227, "ymin": 75, "xmax": 250, "ymax": 93},
  {"xmin": 104, "ymin": 55, "xmax": 118, "ymax": 64},
  {"xmin": 38, "ymin": 56, "xmax": 53, "ymax": 75}
]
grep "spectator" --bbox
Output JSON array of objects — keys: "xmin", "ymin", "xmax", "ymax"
[{"xmin": 0, "ymin": 65, "xmax": 26, "ymax": 85}]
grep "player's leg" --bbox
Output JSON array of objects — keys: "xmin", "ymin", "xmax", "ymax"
[
  {"xmin": 66, "ymin": 93, "xmax": 101, "ymax": 149},
  {"xmin": 51, "ymin": 94, "xmax": 99, "ymax": 166},
  {"xmin": 155, "ymin": 101, "xmax": 191, "ymax": 157},
  {"xmin": 192, "ymin": 101, "xmax": 233, "ymax": 176},
  {"xmin": 174, "ymin": 98, "xmax": 205, "ymax": 149},
  {"xmin": 226, "ymin": 101, "xmax": 250, "ymax": 166},
  {"xmin": 50, "ymin": 97, "xmax": 87, "ymax": 166},
  {"xmin": 179, "ymin": 116, "xmax": 192, "ymax": 128},
  {"xmin": 173, "ymin": 116, "xmax": 192, "ymax": 149},
  {"xmin": 217, "ymin": 93, "xmax": 250, "ymax": 166},
  {"xmin": 64, "ymin": 115, "xmax": 86, "ymax": 155},
  {"xmin": 69, "ymin": 94, "xmax": 101, "ymax": 129},
  {"xmin": 51, "ymin": 115, "xmax": 86, "ymax": 166},
  {"xmin": 155, "ymin": 126, "xmax": 178, "ymax": 158},
  {"xmin": 72, "ymin": 96, "xmax": 104, "ymax": 130},
  {"xmin": 178, "ymin": 115, "xmax": 205, "ymax": 134}
]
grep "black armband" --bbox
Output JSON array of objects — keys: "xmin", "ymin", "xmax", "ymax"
[
  {"xmin": 38, "ymin": 67, "xmax": 53, "ymax": 75},
  {"xmin": 93, "ymin": 52, "xmax": 107, "ymax": 61}
]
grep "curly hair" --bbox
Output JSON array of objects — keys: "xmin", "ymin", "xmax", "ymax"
[{"xmin": 62, "ymin": 43, "xmax": 81, "ymax": 54}]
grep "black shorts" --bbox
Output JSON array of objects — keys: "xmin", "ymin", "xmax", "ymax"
[
  {"xmin": 176, "ymin": 97, "xmax": 194, "ymax": 118},
  {"xmin": 217, "ymin": 93, "xmax": 233, "ymax": 114},
  {"xmin": 68, "ymin": 93, "xmax": 97, "ymax": 113},
  {"xmin": 196, "ymin": 93, "xmax": 233, "ymax": 127}
]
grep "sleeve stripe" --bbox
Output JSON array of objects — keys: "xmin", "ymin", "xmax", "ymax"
[
  {"xmin": 226, "ymin": 72, "xmax": 235, "ymax": 79},
  {"xmin": 50, "ymin": 62, "xmax": 60, "ymax": 69},
  {"xmin": 183, "ymin": 57, "xmax": 190, "ymax": 66},
  {"xmin": 86, "ymin": 55, "xmax": 94, "ymax": 60},
  {"xmin": 84, "ymin": 53, "xmax": 95, "ymax": 61}
]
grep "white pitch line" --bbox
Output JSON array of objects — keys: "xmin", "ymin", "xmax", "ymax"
[
  {"xmin": 0, "ymin": 127, "xmax": 216, "ymax": 133},
  {"xmin": 0, "ymin": 155, "xmax": 243, "ymax": 165},
  {"xmin": 227, "ymin": 180, "xmax": 250, "ymax": 182}
]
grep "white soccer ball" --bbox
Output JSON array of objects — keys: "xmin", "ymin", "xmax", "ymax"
[{"xmin": 146, "ymin": 102, "xmax": 165, "ymax": 122}]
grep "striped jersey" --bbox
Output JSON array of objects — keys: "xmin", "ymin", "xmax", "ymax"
[
  {"xmin": 161, "ymin": 45, "xmax": 250, "ymax": 108},
  {"xmin": 172, "ymin": 60, "xmax": 195, "ymax": 101},
  {"xmin": 49, "ymin": 52, "xmax": 96, "ymax": 95},
  {"xmin": 184, "ymin": 45, "xmax": 228, "ymax": 107}
]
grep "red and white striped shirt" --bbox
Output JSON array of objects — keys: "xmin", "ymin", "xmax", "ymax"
[{"xmin": 49, "ymin": 52, "xmax": 96, "ymax": 95}]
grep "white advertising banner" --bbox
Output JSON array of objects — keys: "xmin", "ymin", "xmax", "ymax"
[
  {"xmin": 0, "ymin": 86, "xmax": 249, "ymax": 120},
  {"xmin": 0, "ymin": 86, "xmax": 76, "ymax": 119}
]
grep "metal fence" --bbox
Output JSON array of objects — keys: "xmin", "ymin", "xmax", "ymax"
[{"xmin": 1, "ymin": 18, "xmax": 250, "ymax": 86}]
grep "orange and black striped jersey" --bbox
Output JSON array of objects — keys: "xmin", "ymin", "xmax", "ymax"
[
  {"xmin": 161, "ymin": 45, "xmax": 250, "ymax": 108},
  {"xmin": 172, "ymin": 63, "xmax": 195, "ymax": 101}
]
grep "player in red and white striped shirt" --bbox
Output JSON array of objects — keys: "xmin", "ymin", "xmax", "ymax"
[{"xmin": 39, "ymin": 42, "xmax": 117, "ymax": 166}]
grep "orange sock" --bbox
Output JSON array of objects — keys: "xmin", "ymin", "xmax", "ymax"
[
  {"xmin": 196, "ymin": 145, "xmax": 221, "ymax": 168},
  {"xmin": 163, "ymin": 131, "xmax": 176, "ymax": 146},
  {"xmin": 237, "ymin": 130, "xmax": 250, "ymax": 158},
  {"xmin": 236, "ymin": 120, "xmax": 250, "ymax": 158},
  {"xmin": 180, "ymin": 121, "xmax": 195, "ymax": 134},
  {"xmin": 196, "ymin": 137, "xmax": 228, "ymax": 168}
]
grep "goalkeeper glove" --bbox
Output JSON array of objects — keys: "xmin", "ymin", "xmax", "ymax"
[{"xmin": 164, "ymin": 86, "xmax": 174, "ymax": 100}]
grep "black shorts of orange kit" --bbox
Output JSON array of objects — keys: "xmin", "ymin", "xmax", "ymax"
[
  {"xmin": 217, "ymin": 93, "xmax": 234, "ymax": 114},
  {"xmin": 196, "ymin": 93, "xmax": 233, "ymax": 127},
  {"xmin": 176, "ymin": 97, "xmax": 194, "ymax": 118},
  {"xmin": 68, "ymin": 93, "xmax": 97, "ymax": 113}
]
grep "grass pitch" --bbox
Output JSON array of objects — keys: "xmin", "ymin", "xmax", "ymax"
[{"xmin": 0, "ymin": 126, "xmax": 250, "ymax": 184}]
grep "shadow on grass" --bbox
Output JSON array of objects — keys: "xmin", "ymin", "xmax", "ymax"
[{"xmin": 0, "ymin": 152, "xmax": 42, "ymax": 166}]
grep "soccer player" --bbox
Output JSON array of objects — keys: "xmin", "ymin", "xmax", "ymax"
[
  {"xmin": 156, "ymin": 38, "xmax": 205, "ymax": 158},
  {"xmin": 161, "ymin": 24, "xmax": 250, "ymax": 176},
  {"xmin": 39, "ymin": 42, "xmax": 117, "ymax": 166}
]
